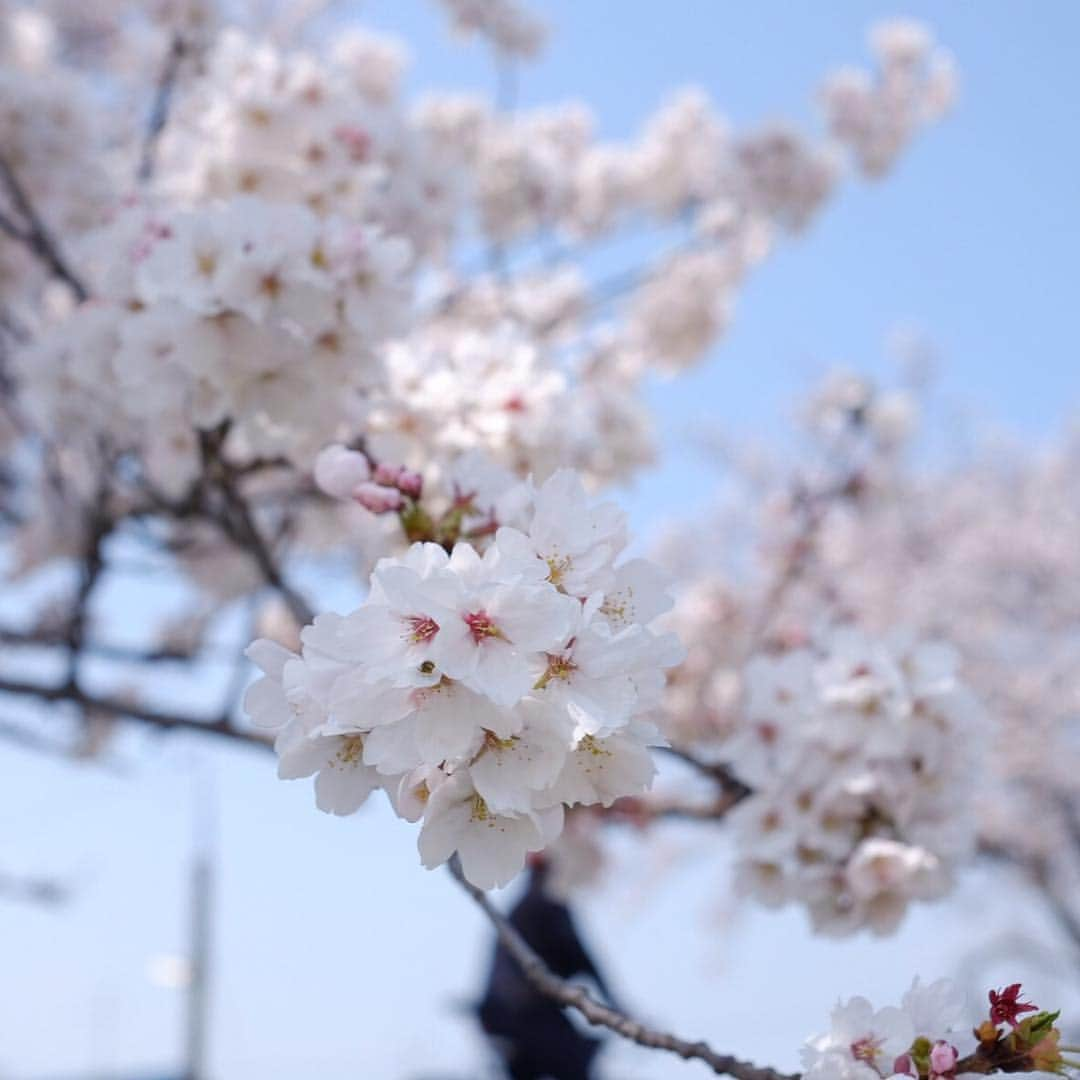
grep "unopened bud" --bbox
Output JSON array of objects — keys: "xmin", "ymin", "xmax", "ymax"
[
  {"xmin": 396, "ymin": 469, "xmax": 423, "ymax": 500},
  {"xmin": 929, "ymin": 1041, "xmax": 958, "ymax": 1078},
  {"xmin": 372, "ymin": 462, "xmax": 402, "ymax": 487},
  {"xmin": 314, "ymin": 444, "xmax": 370, "ymax": 499},
  {"xmin": 893, "ymin": 1053, "xmax": 915, "ymax": 1077},
  {"xmin": 354, "ymin": 482, "xmax": 404, "ymax": 514}
]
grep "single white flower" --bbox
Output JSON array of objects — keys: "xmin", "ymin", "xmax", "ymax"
[{"xmin": 417, "ymin": 772, "xmax": 563, "ymax": 889}]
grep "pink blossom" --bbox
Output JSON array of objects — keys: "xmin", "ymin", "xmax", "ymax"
[{"xmin": 929, "ymin": 1040, "xmax": 958, "ymax": 1079}]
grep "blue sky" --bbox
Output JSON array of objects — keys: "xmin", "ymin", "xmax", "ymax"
[{"xmin": 2, "ymin": 3, "xmax": 1079, "ymax": 1077}]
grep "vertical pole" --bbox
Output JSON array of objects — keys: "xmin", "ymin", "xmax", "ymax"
[{"xmin": 184, "ymin": 765, "xmax": 215, "ymax": 1080}]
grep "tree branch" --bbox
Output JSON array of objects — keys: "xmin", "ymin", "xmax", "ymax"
[
  {"xmin": 0, "ymin": 675, "xmax": 269, "ymax": 749},
  {"xmin": 605, "ymin": 793, "xmax": 745, "ymax": 823},
  {"xmin": 137, "ymin": 34, "xmax": 188, "ymax": 184},
  {"xmin": 139, "ymin": 431, "xmax": 316, "ymax": 627},
  {"xmin": 63, "ymin": 490, "xmax": 112, "ymax": 689},
  {"xmin": 0, "ymin": 157, "xmax": 89, "ymax": 302},
  {"xmin": 448, "ymin": 858, "xmax": 798, "ymax": 1080},
  {"xmin": 659, "ymin": 744, "xmax": 753, "ymax": 803},
  {"xmin": 214, "ymin": 466, "xmax": 315, "ymax": 626},
  {"xmin": 0, "ymin": 626, "xmax": 205, "ymax": 665}
]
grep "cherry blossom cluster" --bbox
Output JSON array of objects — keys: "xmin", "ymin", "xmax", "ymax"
[
  {"xmin": 801, "ymin": 405, "xmax": 1080, "ymax": 877},
  {"xmin": 803, "ymin": 980, "xmax": 1071, "ymax": 1079},
  {"xmin": 19, "ymin": 197, "xmax": 411, "ymax": 487},
  {"xmin": 243, "ymin": 468, "xmax": 684, "ymax": 889},
  {"xmin": 1, "ymin": 7, "xmax": 955, "ymax": 523},
  {"xmin": 721, "ymin": 628, "xmax": 981, "ymax": 935},
  {"xmin": 656, "ymin": 368, "xmax": 932, "ymax": 761},
  {"xmin": 149, "ymin": 19, "xmax": 934, "ymax": 262},
  {"xmin": 365, "ymin": 317, "xmax": 653, "ymax": 488},
  {"xmin": 157, "ymin": 28, "xmax": 465, "ymax": 261},
  {"xmin": 656, "ymin": 363, "xmax": 1080, "ymax": 939},
  {"xmin": 432, "ymin": 0, "xmax": 546, "ymax": 58},
  {"xmin": 822, "ymin": 19, "xmax": 956, "ymax": 178}
]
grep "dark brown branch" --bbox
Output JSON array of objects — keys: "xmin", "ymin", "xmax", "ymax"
[
  {"xmin": 137, "ymin": 34, "xmax": 188, "ymax": 184},
  {"xmin": 0, "ymin": 675, "xmax": 269, "ymax": 749},
  {"xmin": 659, "ymin": 744, "xmax": 753, "ymax": 802},
  {"xmin": 448, "ymin": 858, "xmax": 798, "ymax": 1080},
  {"xmin": 0, "ymin": 627, "xmax": 204, "ymax": 665},
  {"xmin": 214, "ymin": 466, "xmax": 315, "ymax": 626},
  {"xmin": 0, "ymin": 157, "xmax": 89, "ymax": 302},
  {"xmin": 138, "ymin": 432, "xmax": 315, "ymax": 627},
  {"xmin": 64, "ymin": 492, "xmax": 112, "ymax": 689},
  {"xmin": 614, "ymin": 794, "xmax": 744, "ymax": 823}
]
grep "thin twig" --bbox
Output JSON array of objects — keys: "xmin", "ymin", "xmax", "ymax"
[
  {"xmin": 137, "ymin": 34, "xmax": 187, "ymax": 184},
  {"xmin": 0, "ymin": 157, "xmax": 89, "ymax": 302},
  {"xmin": 659, "ymin": 744, "xmax": 753, "ymax": 802},
  {"xmin": 615, "ymin": 794, "xmax": 744, "ymax": 823},
  {"xmin": 448, "ymin": 858, "xmax": 798, "ymax": 1080},
  {"xmin": 64, "ymin": 490, "xmax": 112, "ymax": 690}
]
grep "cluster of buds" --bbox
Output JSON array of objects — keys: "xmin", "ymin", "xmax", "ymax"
[
  {"xmin": 314, "ymin": 444, "xmax": 423, "ymax": 515},
  {"xmin": 958, "ymin": 984, "xmax": 1072, "ymax": 1076},
  {"xmin": 314, "ymin": 442, "xmax": 536, "ymax": 552},
  {"xmin": 802, "ymin": 980, "xmax": 1074, "ymax": 1080},
  {"xmin": 896, "ymin": 985, "xmax": 1073, "ymax": 1078},
  {"xmin": 894, "ymin": 1041, "xmax": 959, "ymax": 1080}
]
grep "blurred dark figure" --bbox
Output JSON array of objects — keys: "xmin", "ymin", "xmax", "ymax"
[{"xmin": 477, "ymin": 858, "xmax": 612, "ymax": 1080}]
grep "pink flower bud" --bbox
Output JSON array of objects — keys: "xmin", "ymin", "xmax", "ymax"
[
  {"xmin": 396, "ymin": 469, "xmax": 423, "ymax": 499},
  {"xmin": 372, "ymin": 462, "xmax": 402, "ymax": 487},
  {"xmin": 893, "ymin": 1053, "xmax": 916, "ymax": 1077},
  {"xmin": 314, "ymin": 444, "xmax": 370, "ymax": 499},
  {"xmin": 353, "ymin": 482, "xmax": 403, "ymax": 514},
  {"xmin": 929, "ymin": 1041, "xmax": 958, "ymax": 1078}
]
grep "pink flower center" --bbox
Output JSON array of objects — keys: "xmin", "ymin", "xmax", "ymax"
[
  {"xmin": 333, "ymin": 124, "xmax": 371, "ymax": 161},
  {"xmin": 406, "ymin": 615, "xmax": 439, "ymax": 644},
  {"xmin": 851, "ymin": 1036, "xmax": 882, "ymax": 1063},
  {"xmin": 465, "ymin": 610, "xmax": 501, "ymax": 643}
]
